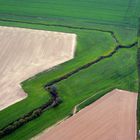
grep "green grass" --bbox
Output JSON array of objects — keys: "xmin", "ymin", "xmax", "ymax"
[
  {"xmin": 0, "ymin": 0, "xmax": 139, "ymax": 139},
  {"xmin": 0, "ymin": 29, "xmax": 117, "ymax": 129},
  {"xmin": 75, "ymin": 87, "xmax": 116, "ymax": 112},
  {"xmin": 2, "ymin": 43, "xmax": 138, "ymax": 140},
  {"xmin": 0, "ymin": 0, "xmax": 139, "ymax": 27}
]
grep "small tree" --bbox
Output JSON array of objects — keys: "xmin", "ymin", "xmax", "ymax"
[{"xmin": 46, "ymin": 85, "xmax": 58, "ymax": 100}]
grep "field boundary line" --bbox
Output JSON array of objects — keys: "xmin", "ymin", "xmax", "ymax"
[{"xmin": 72, "ymin": 87, "xmax": 116, "ymax": 115}]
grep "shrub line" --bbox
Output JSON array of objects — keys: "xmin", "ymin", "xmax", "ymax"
[{"xmin": 0, "ymin": 90, "xmax": 61, "ymax": 139}]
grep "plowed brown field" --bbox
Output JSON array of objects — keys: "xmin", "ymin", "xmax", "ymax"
[{"xmin": 37, "ymin": 89, "xmax": 137, "ymax": 140}]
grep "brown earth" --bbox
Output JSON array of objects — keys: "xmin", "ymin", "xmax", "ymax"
[
  {"xmin": 0, "ymin": 26, "xmax": 76, "ymax": 111},
  {"xmin": 36, "ymin": 89, "xmax": 137, "ymax": 140}
]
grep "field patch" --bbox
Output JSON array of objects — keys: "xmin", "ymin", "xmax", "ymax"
[
  {"xmin": 0, "ymin": 26, "xmax": 76, "ymax": 110},
  {"xmin": 36, "ymin": 89, "xmax": 137, "ymax": 140},
  {"xmin": 0, "ymin": 0, "xmax": 139, "ymax": 27}
]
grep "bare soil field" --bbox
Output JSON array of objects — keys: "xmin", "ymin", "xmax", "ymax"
[
  {"xmin": 0, "ymin": 26, "xmax": 76, "ymax": 111},
  {"xmin": 36, "ymin": 89, "xmax": 137, "ymax": 140}
]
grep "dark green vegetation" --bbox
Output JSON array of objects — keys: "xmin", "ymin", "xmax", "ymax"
[{"xmin": 0, "ymin": 0, "xmax": 139, "ymax": 139}]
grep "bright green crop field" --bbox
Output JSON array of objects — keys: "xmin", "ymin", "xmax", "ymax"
[{"xmin": 0, "ymin": 0, "xmax": 140, "ymax": 139}]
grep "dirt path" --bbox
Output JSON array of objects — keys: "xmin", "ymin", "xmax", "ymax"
[
  {"xmin": 36, "ymin": 89, "xmax": 137, "ymax": 140},
  {"xmin": 0, "ymin": 26, "xmax": 76, "ymax": 111}
]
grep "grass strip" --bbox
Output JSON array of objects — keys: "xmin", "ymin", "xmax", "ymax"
[
  {"xmin": 0, "ymin": 89, "xmax": 61, "ymax": 139},
  {"xmin": 75, "ymin": 87, "xmax": 116, "ymax": 113}
]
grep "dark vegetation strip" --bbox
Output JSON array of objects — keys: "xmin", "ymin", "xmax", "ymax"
[
  {"xmin": 0, "ymin": 91, "xmax": 61, "ymax": 139},
  {"xmin": 45, "ymin": 42, "xmax": 138, "ymax": 88},
  {"xmin": 0, "ymin": 18, "xmax": 119, "ymax": 43},
  {"xmin": 75, "ymin": 87, "xmax": 116, "ymax": 113}
]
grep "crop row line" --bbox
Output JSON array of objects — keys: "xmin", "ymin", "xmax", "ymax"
[{"xmin": 0, "ymin": 90, "xmax": 61, "ymax": 139}]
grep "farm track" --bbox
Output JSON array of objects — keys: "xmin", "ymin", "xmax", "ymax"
[
  {"xmin": 0, "ymin": 20, "xmax": 138, "ymax": 138},
  {"xmin": 0, "ymin": 14, "xmax": 137, "ymax": 28}
]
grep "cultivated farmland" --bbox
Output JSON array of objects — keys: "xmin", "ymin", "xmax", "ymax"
[
  {"xmin": 0, "ymin": 0, "xmax": 139, "ymax": 140},
  {"xmin": 0, "ymin": 26, "xmax": 76, "ymax": 110},
  {"xmin": 36, "ymin": 89, "xmax": 137, "ymax": 140}
]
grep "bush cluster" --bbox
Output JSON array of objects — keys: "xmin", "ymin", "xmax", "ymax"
[{"xmin": 0, "ymin": 96, "xmax": 61, "ymax": 138}]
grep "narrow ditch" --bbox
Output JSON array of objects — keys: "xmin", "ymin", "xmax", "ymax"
[{"xmin": 0, "ymin": 91, "xmax": 61, "ymax": 139}]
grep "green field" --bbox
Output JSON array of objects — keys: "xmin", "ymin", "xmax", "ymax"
[
  {"xmin": 0, "ymin": 0, "xmax": 139, "ymax": 139},
  {"xmin": 0, "ymin": 0, "xmax": 139, "ymax": 27}
]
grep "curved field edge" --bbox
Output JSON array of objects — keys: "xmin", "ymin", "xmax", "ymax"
[{"xmin": 2, "ymin": 43, "xmax": 138, "ymax": 140}]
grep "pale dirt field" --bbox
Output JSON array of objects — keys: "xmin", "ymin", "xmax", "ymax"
[
  {"xmin": 36, "ymin": 89, "xmax": 137, "ymax": 140},
  {"xmin": 0, "ymin": 26, "xmax": 76, "ymax": 111}
]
